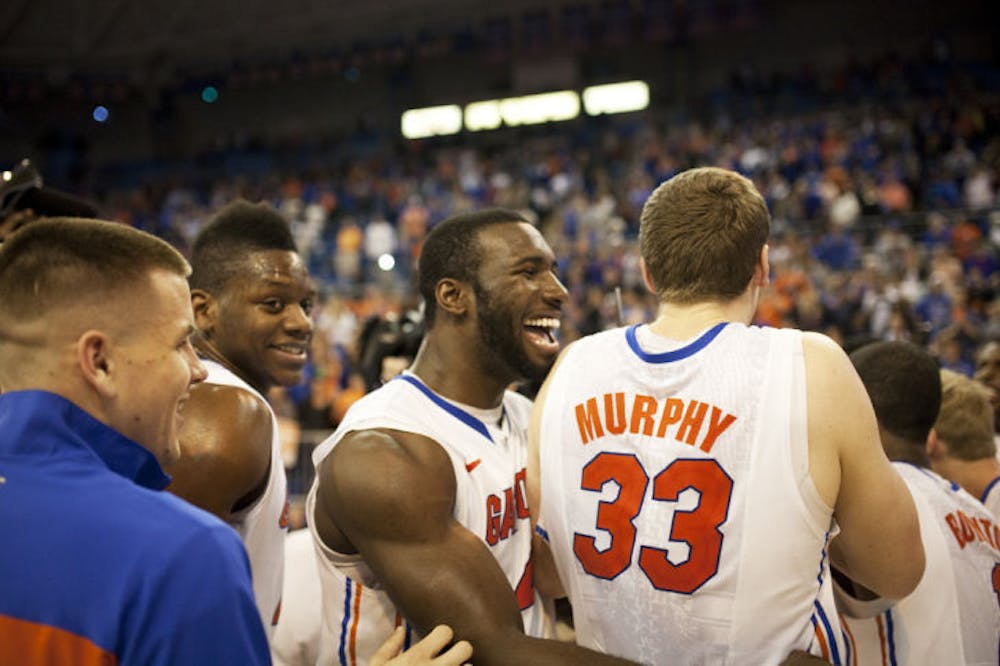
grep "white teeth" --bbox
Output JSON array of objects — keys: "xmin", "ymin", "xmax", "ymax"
[
  {"xmin": 525, "ymin": 318, "xmax": 561, "ymax": 329},
  {"xmin": 275, "ymin": 345, "xmax": 305, "ymax": 354}
]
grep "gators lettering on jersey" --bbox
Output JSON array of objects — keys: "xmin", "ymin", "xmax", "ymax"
[{"xmin": 307, "ymin": 372, "xmax": 554, "ymax": 666}]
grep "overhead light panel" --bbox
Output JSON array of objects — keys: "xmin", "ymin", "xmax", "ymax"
[
  {"xmin": 499, "ymin": 90, "xmax": 580, "ymax": 126},
  {"xmin": 583, "ymin": 81, "xmax": 649, "ymax": 115},
  {"xmin": 401, "ymin": 104, "xmax": 463, "ymax": 139},
  {"xmin": 464, "ymin": 101, "xmax": 502, "ymax": 132}
]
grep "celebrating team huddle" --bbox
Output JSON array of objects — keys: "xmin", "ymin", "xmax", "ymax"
[{"xmin": 1, "ymin": 167, "xmax": 998, "ymax": 665}]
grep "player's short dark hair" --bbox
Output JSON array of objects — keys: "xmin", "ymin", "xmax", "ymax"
[
  {"xmin": 417, "ymin": 208, "xmax": 530, "ymax": 326},
  {"xmin": 189, "ymin": 199, "xmax": 297, "ymax": 294},
  {"xmin": 850, "ymin": 340, "xmax": 942, "ymax": 444}
]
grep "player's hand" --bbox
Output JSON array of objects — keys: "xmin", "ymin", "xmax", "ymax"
[{"xmin": 370, "ymin": 625, "xmax": 473, "ymax": 666}]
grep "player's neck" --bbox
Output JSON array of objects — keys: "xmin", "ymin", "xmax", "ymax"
[
  {"xmin": 194, "ymin": 336, "xmax": 270, "ymax": 395},
  {"xmin": 931, "ymin": 455, "xmax": 1000, "ymax": 498},
  {"xmin": 881, "ymin": 431, "xmax": 929, "ymax": 468},
  {"xmin": 647, "ymin": 295, "xmax": 753, "ymax": 341},
  {"xmin": 409, "ymin": 337, "xmax": 507, "ymax": 409}
]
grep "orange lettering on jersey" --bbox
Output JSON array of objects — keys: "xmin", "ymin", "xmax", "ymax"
[
  {"xmin": 514, "ymin": 469, "xmax": 530, "ymax": 519},
  {"xmin": 944, "ymin": 510, "xmax": 1000, "ymax": 551},
  {"xmin": 945, "ymin": 513, "xmax": 964, "ymax": 547},
  {"xmin": 676, "ymin": 400, "xmax": 709, "ymax": 446},
  {"xmin": 655, "ymin": 398, "xmax": 684, "ymax": 438},
  {"xmin": 486, "ymin": 494, "xmax": 503, "ymax": 545},
  {"xmin": 629, "ymin": 395, "xmax": 659, "ymax": 436},
  {"xmin": 573, "ymin": 393, "xmax": 737, "ymax": 450},
  {"xmin": 486, "ymin": 475, "xmax": 529, "ymax": 545},
  {"xmin": 514, "ymin": 560, "xmax": 535, "ymax": 611},
  {"xmin": 575, "ymin": 398, "xmax": 604, "ymax": 444},
  {"xmin": 977, "ymin": 518, "xmax": 1000, "ymax": 550},
  {"xmin": 499, "ymin": 487, "xmax": 517, "ymax": 540},
  {"xmin": 700, "ymin": 406, "xmax": 737, "ymax": 453},
  {"xmin": 604, "ymin": 393, "xmax": 627, "ymax": 435},
  {"xmin": 279, "ymin": 499, "xmax": 291, "ymax": 529}
]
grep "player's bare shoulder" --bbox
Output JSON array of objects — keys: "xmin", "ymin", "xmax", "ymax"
[{"xmin": 317, "ymin": 428, "xmax": 458, "ymax": 544}]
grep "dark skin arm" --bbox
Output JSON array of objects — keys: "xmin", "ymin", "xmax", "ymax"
[
  {"xmin": 165, "ymin": 383, "xmax": 272, "ymax": 520},
  {"xmin": 312, "ymin": 428, "xmax": 633, "ymax": 666}
]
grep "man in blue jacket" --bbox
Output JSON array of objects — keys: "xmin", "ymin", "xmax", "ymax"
[{"xmin": 0, "ymin": 218, "xmax": 271, "ymax": 664}]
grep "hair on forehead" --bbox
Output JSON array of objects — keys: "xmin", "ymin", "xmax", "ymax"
[
  {"xmin": 0, "ymin": 217, "xmax": 189, "ymax": 321},
  {"xmin": 189, "ymin": 199, "xmax": 297, "ymax": 294},
  {"xmin": 850, "ymin": 341, "xmax": 941, "ymax": 444},
  {"xmin": 418, "ymin": 207, "xmax": 531, "ymax": 326}
]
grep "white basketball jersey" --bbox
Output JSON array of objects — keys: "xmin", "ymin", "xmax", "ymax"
[
  {"xmin": 894, "ymin": 465, "xmax": 999, "ymax": 665},
  {"xmin": 538, "ymin": 323, "xmax": 848, "ymax": 665},
  {"xmin": 271, "ymin": 529, "xmax": 322, "ymax": 666},
  {"xmin": 836, "ymin": 462, "xmax": 965, "ymax": 665},
  {"xmin": 202, "ymin": 360, "xmax": 289, "ymax": 637},
  {"xmin": 307, "ymin": 372, "xmax": 554, "ymax": 666}
]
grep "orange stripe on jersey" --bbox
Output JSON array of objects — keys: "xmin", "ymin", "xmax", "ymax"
[
  {"xmin": 394, "ymin": 611, "xmax": 402, "ymax": 628},
  {"xmin": 840, "ymin": 613, "xmax": 858, "ymax": 666},
  {"xmin": 813, "ymin": 620, "xmax": 831, "ymax": 661},
  {"xmin": 271, "ymin": 598, "xmax": 282, "ymax": 626},
  {"xmin": 875, "ymin": 615, "xmax": 889, "ymax": 666},
  {"xmin": 465, "ymin": 459, "xmax": 482, "ymax": 473},
  {"xmin": 0, "ymin": 614, "xmax": 117, "ymax": 665},
  {"xmin": 349, "ymin": 582, "xmax": 364, "ymax": 666}
]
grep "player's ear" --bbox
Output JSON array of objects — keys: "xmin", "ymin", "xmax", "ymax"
[
  {"xmin": 191, "ymin": 289, "xmax": 217, "ymax": 337},
  {"xmin": 639, "ymin": 258, "xmax": 657, "ymax": 295},
  {"xmin": 752, "ymin": 244, "xmax": 770, "ymax": 287},
  {"xmin": 926, "ymin": 428, "xmax": 944, "ymax": 460},
  {"xmin": 435, "ymin": 278, "xmax": 470, "ymax": 318},
  {"xmin": 77, "ymin": 329, "xmax": 117, "ymax": 399}
]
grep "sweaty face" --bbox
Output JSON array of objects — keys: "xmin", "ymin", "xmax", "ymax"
[
  {"xmin": 472, "ymin": 223, "xmax": 567, "ymax": 384},
  {"xmin": 209, "ymin": 250, "xmax": 315, "ymax": 393},
  {"xmin": 110, "ymin": 271, "xmax": 206, "ymax": 465}
]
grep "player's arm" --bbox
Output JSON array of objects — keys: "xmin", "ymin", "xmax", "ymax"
[
  {"xmin": 527, "ymin": 346, "xmax": 571, "ymax": 599},
  {"xmin": 802, "ymin": 333, "xmax": 924, "ymax": 600},
  {"xmin": 313, "ymin": 427, "xmax": 633, "ymax": 666},
  {"xmin": 165, "ymin": 383, "xmax": 273, "ymax": 520}
]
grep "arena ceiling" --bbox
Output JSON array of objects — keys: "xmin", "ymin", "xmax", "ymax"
[{"xmin": 0, "ymin": 0, "xmax": 558, "ymax": 76}]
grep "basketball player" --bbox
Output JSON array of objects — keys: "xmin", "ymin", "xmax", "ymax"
[
  {"xmin": 164, "ymin": 200, "xmax": 315, "ymax": 636},
  {"xmin": 842, "ymin": 343, "xmax": 1000, "ymax": 665},
  {"xmin": 835, "ymin": 342, "xmax": 964, "ymax": 664},
  {"xmin": 308, "ymin": 209, "xmax": 635, "ymax": 665},
  {"xmin": 529, "ymin": 167, "xmax": 924, "ymax": 664},
  {"xmin": 931, "ymin": 369, "xmax": 1000, "ymax": 517},
  {"xmin": 0, "ymin": 219, "xmax": 268, "ymax": 664}
]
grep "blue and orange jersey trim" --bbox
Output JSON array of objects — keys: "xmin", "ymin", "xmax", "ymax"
[
  {"xmin": 810, "ymin": 599, "xmax": 843, "ymax": 666},
  {"xmin": 395, "ymin": 374, "xmax": 495, "ymax": 443},
  {"xmin": 625, "ymin": 322, "xmax": 728, "ymax": 363}
]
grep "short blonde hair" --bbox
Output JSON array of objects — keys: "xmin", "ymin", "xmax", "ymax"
[
  {"xmin": 936, "ymin": 369, "xmax": 996, "ymax": 460},
  {"xmin": 0, "ymin": 217, "xmax": 189, "ymax": 322}
]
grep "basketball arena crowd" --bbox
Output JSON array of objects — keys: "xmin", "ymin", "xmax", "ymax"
[
  {"xmin": 2, "ymin": 35, "xmax": 1000, "ymax": 664},
  {"xmin": 71, "ymin": 51, "xmax": 998, "ymax": 499}
]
